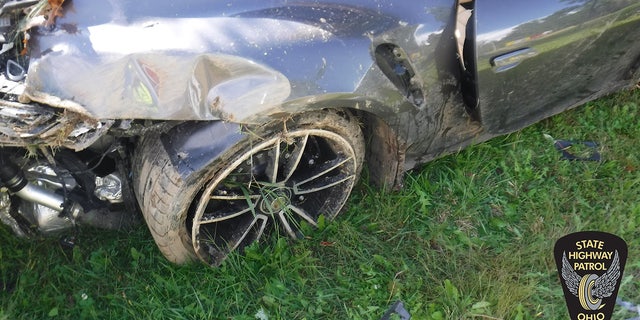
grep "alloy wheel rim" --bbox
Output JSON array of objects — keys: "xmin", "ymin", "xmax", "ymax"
[{"xmin": 190, "ymin": 128, "xmax": 357, "ymax": 265}]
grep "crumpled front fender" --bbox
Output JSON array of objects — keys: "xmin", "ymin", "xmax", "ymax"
[
  {"xmin": 25, "ymin": 52, "xmax": 291, "ymax": 121},
  {"xmin": 23, "ymin": 0, "xmax": 428, "ymax": 123}
]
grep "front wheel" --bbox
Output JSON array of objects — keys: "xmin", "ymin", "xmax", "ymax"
[{"xmin": 134, "ymin": 110, "xmax": 365, "ymax": 265}]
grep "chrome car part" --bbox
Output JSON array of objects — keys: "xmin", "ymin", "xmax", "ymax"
[
  {"xmin": 26, "ymin": 165, "xmax": 77, "ymax": 190},
  {"xmin": 0, "ymin": 190, "xmax": 27, "ymax": 237},
  {"xmin": 15, "ymin": 181, "xmax": 67, "ymax": 213},
  {"xmin": 94, "ymin": 173, "xmax": 123, "ymax": 204},
  {"xmin": 17, "ymin": 196, "xmax": 79, "ymax": 235},
  {"xmin": 0, "ymin": 151, "xmax": 136, "ymax": 235},
  {"xmin": 0, "ymin": 156, "xmax": 68, "ymax": 212},
  {"xmin": 0, "ymin": 158, "xmax": 80, "ymax": 234}
]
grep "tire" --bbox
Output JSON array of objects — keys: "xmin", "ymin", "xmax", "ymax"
[{"xmin": 134, "ymin": 110, "xmax": 365, "ymax": 265}]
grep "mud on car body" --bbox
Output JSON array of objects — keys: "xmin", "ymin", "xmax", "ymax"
[{"xmin": 0, "ymin": 0, "xmax": 639, "ymax": 265}]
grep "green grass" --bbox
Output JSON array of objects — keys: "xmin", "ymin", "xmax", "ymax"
[{"xmin": 1, "ymin": 88, "xmax": 639, "ymax": 319}]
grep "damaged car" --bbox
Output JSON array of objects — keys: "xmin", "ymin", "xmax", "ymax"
[{"xmin": 0, "ymin": 0, "xmax": 639, "ymax": 265}]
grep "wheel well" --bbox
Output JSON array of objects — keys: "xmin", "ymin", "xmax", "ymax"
[
  {"xmin": 283, "ymin": 102, "xmax": 406, "ymax": 190},
  {"xmin": 231, "ymin": 95, "xmax": 407, "ymax": 190},
  {"xmin": 350, "ymin": 109, "xmax": 405, "ymax": 190}
]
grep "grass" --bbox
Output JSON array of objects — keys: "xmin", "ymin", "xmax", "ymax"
[{"xmin": 1, "ymin": 88, "xmax": 639, "ymax": 319}]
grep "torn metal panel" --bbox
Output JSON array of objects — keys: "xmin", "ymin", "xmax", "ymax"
[{"xmin": 0, "ymin": 98, "xmax": 113, "ymax": 151}]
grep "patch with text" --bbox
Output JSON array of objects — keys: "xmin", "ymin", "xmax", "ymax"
[{"xmin": 554, "ymin": 231, "xmax": 627, "ymax": 320}]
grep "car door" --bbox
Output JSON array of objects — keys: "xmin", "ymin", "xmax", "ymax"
[{"xmin": 473, "ymin": 0, "xmax": 640, "ymax": 133}]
